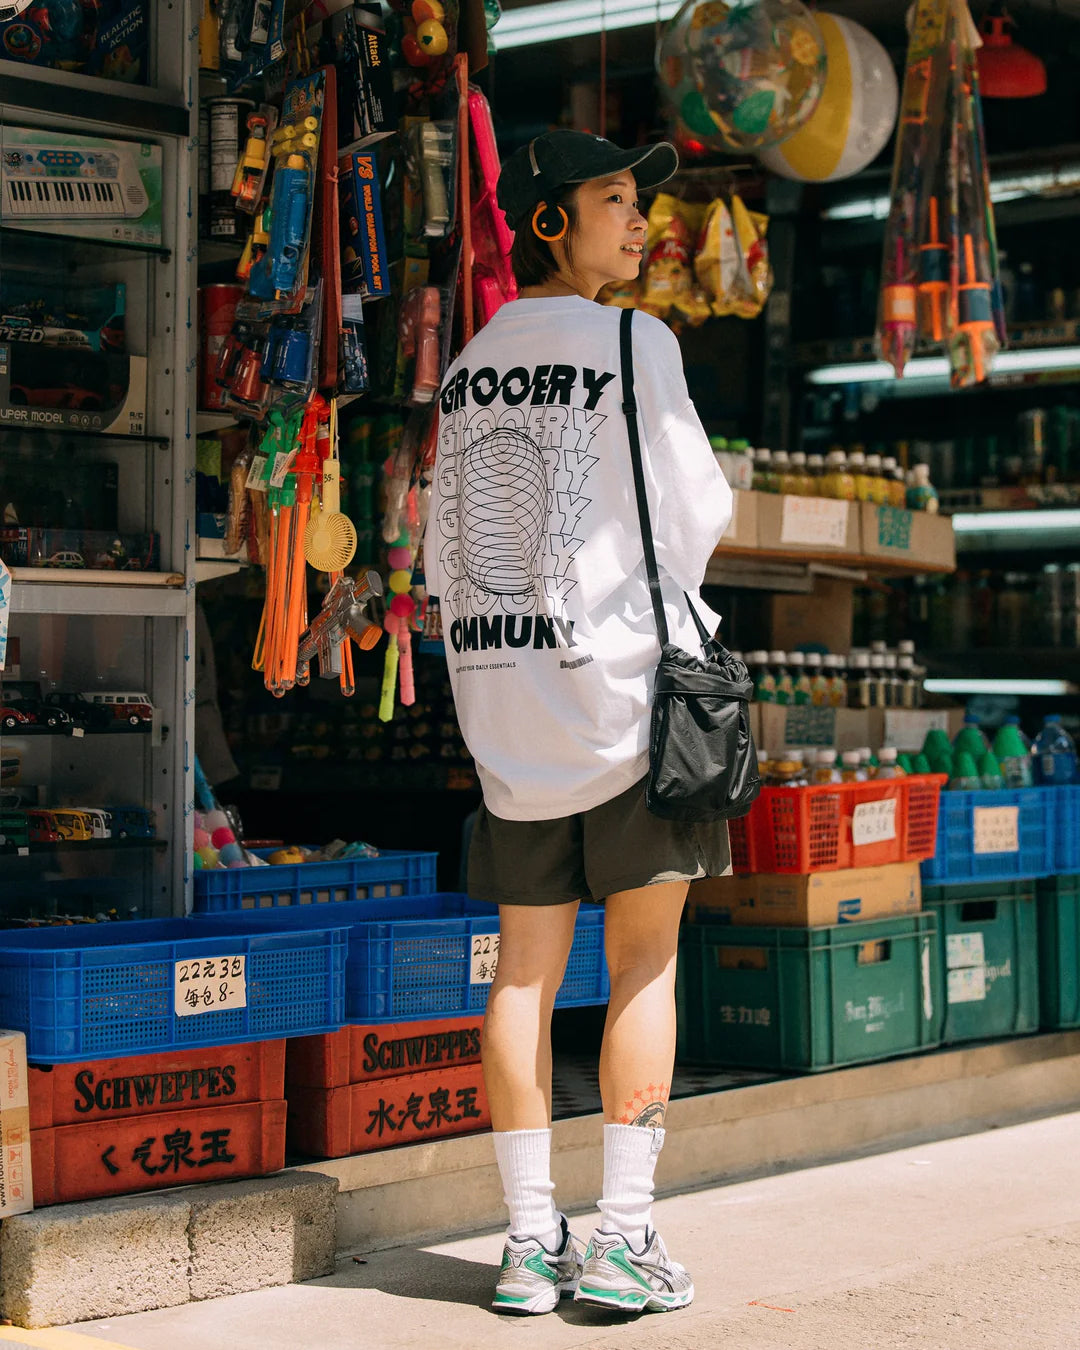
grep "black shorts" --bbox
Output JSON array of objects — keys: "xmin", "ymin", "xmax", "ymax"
[{"xmin": 467, "ymin": 774, "xmax": 731, "ymax": 906}]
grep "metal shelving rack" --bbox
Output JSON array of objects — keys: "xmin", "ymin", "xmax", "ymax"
[{"xmin": 0, "ymin": 2, "xmax": 199, "ymax": 920}]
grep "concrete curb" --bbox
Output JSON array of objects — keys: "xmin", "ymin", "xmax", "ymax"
[{"xmin": 0, "ymin": 1172, "xmax": 337, "ymax": 1329}]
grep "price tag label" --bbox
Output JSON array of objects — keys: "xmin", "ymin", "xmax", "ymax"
[
  {"xmin": 469, "ymin": 933, "xmax": 500, "ymax": 985},
  {"xmin": 851, "ymin": 797, "xmax": 897, "ymax": 847},
  {"xmin": 946, "ymin": 932, "xmax": 985, "ymax": 969},
  {"xmin": 245, "ymin": 453, "xmax": 268, "ymax": 490},
  {"xmin": 948, "ymin": 966, "xmax": 987, "ymax": 1004},
  {"xmin": 174, "ymin": 955, "xmax": 247, "ymax": 1017},
  {"xmin": 268, "ymin": 449, "xmax": 296, "ymax": 489},
  {"xmin": 973, "ymin": 806, "xmax": 1020, "ymax": 855},
  {"xmin": 780, "ymin": 496, "xmax": 850, "ymax": 549}
]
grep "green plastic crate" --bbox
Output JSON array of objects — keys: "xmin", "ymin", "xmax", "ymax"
[
  {"xmin": 923, "ymin": 881, "xmax": 1039, "ymax": 1044},
  {"xmin": 1036, "ymin": 874, "xmax": 1080, "ymax": 1030},
  {"xmin": 676, "ymin": 913, "xmax": 942, "ymax": 1072}
]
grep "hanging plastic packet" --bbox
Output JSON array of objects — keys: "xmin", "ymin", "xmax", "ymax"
[
  {"xmin": 641, "ymin": 194, "xmax": 710, "ymax": 324},
  {"xmin": 731, "ymin": 194, "xmax": 773, "ymax": 317},
  {"xmin": 694, "ymin": 197, "xmax": 741, "ymax": 316}
]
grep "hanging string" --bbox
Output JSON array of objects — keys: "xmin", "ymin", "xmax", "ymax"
[{"xmin": 599, "ymin": 0, "xmax": 608, "ymax": 138}]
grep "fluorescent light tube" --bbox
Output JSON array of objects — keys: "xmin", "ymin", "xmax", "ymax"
[
  {"xmin": 924, "ymin": 678, "xmax": 1074, "ymax": 696},
  {"xmin": 950, "ymin": 509, "xmax": 1080, "ymax": 534},
  {"xmin": 806, "ymin": 345, "xmax": 1080, "ymax": 386},
  {"xmin": 822, "ymin": 169, "xmax": 1080, "ymax": 221},
  {"xmin": 494, "ymin": 0, "xmax": 681, "ymax": 48}
]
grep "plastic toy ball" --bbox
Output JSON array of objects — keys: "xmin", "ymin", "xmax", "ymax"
[
  {"xmin": 756, "ymin": 12, "xmax": 898, "ymax": 181},
  {"xmin": 197, "ymin": 845, "xmax": 220, "ymax": 869},
  {"xmin": 685, "ymin": 0, "xmax": 826, "ymax": 152},
  {"xmin": 193, "ymin": 827, "xmax": 211, "ymax": 851},
  {"xmin": 218, "ymin": 841, "xmax": 245, "ymax": 865},
  {"xmin": 388, "ymin": 569, "xmax": 413, "ymax": 595},
  {"xmin": 193, "ymin": 852, "xmax": 204, "ymax": 870},
  {"xmin": 387, "ymin": 545, "xmax": 413, "ymax": 570},
  {"xmin": 210, "ymin": 825, "xmax": 237, "ymax": 850},
  {"xmin": 412, "ymin": 0, "xmax": 445, "ymax": 21},
  {"xmin": 416, "ymin": 19, "xmax": 449, "ymax": 55}
]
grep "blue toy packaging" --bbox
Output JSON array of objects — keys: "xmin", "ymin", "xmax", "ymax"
[
  {"xmin": 0, "ymin": 1, "xmax": 149, "ymax": 84},
  {"xmin": 0, "ymin": 281, "xmax": 125, "ymax": 353},
  {"xmin": 339, "ymin": 149, "xmax": 389, "ymax": 299}
]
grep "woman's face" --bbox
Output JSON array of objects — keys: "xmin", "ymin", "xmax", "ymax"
[{"xmin": 554, "ymin": 172, "xmax": 647, "ymax": 296}]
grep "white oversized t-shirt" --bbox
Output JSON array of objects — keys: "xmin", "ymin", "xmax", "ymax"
[{"xmin": 424, "ymin": 295, "xmax": 732, "ymax": 821}]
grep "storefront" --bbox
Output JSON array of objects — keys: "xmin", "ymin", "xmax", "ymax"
[{"xmin": 0, "ymin": 0, "xmax": 1079, "ymax": 1328}]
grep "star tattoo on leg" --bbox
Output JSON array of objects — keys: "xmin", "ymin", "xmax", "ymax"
[{"xmin": 616, "ymin": 1081, "xmax": 670, "ymax": 1127}]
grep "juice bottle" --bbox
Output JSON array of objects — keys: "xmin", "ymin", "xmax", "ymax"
[
  {"xmin": 884, "ymin": 653, "xmax": 902, "ymax": 708},
  {"xmin": 788, "ymin": 651, "xmax": 812, "ymax": 705},
  {"xmin": 869, "ymin": 653, "xmax": 888, "ymax": 707},
  {"xmin": 876, "ymin": 746, "xmax": 902, "ymax": 779},
  {"xmin": 882, "ymin": 456, "xmax": 907, "ymax": 508},
  {"xmin": 849, "ymin": 449, "xmax": 873, "ymax": 502},
  {"xmin": 826, "ymin": 653, "xmax": 848, "ymax": 708},
  {"xmin": 898, "ymin": 654, "xmax": 918, "ymax": 709},
  {"xmin": 769, "ymin": 748, "xmax": 806, "ymax": 787},
  {"xmin": 749, "ymin": 650, "xmax": 776, "ymax": 703},
  {"xmin": 772, "ymin": 650, "xmax": 794, "ymax": 705},
  {"xmin": 851, "ymin": 652, "xmax": 872, "ymax": 708},
  {"xmin": 813, "ymin": 748, "xmax": 842, "ymax": 784},
  {"xmin": 823, "ymin": 449, "xmax": 855, "ymax": 501},
  {"xmin": 806, "ymin": 453, "xmax": 825, "ymax": 497},
  {"xmin": 752, "ymin": 447, "xmax": 773, "ymax": 492},
  {"xmin": 840, "ymin": 750, "xmax": 866, "ymax": 783},
  {"xmin": 907, "ymin": 463, "xmax": 939, "ymax": 513},
  {"xmin": 789, "ymin": 451, "xmax": 811, "ymax": 495},
  {"xmin": 858, "ymin": 746, "xmax": 876, "ymax": 778},
  {"xmin": 806, "ymin": 651, "xmax": 829, "ymax": 705},
  {"xmin": 865, "ymin": 452, "xmax": 889, "ymax": 505},
  {"xmin": 773, "ymin": 449, "xmax": 795, "ymax": 495}
]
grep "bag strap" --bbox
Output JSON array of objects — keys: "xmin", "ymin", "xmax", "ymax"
[{"xmin": 619, "ymin": 308, "xmax": 714, "ymax": 654}]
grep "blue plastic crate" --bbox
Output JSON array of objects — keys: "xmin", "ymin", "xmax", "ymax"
[
  {"xmin": 195, "ymin": 893, "xmax": 610, "ymax": 1021},
  {"xmin": 193, "ymin": 849, "xmax": 438, "ymax": 912},
  {"xmin": 921, "ymin": 787, "xmax": 1054, "ymax": 885},
  {"xmin": 1054, "ymin": 786, "xmax": 1080, "ymax": 873},
  {"xmin": 0, "ymin": 918, "xmax": 348, "ymax": 1063}
]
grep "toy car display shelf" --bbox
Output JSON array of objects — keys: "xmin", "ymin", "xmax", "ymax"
[{"xmin": 0, "ymin": 23, "xmax": 197, "ymax": 923}]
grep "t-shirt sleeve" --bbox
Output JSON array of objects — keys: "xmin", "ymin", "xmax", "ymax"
[{"xmin": 644, "ymin": 399, "xmax": 732, "ymax": 593}]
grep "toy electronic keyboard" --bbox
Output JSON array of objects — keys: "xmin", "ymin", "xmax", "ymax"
[{"xmin": 1, "ymin": 145, "xmax": 148, "ymax": 221}]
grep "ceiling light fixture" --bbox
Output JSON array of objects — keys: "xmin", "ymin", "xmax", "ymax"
[
  {"xmin": 493, "ymin": 0, "xmax": 682, "ymax": 49},
  {"xmin": 806, "ymin": 345, "xmax": 1080, "ymax": 386},
  {"xmin": 923, "ymin": 679, "xmax": 1074, "ymax": 696}
]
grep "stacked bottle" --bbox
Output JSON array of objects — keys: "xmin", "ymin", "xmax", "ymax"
[{"xmin": 735, "ymin": 444, "xmax": 938, "ymax": 511}]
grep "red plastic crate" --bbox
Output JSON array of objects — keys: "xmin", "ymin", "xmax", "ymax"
[
  {"xmin": 30, "ymin": 1099, "xmax": 286, "ymax": 1206},
  {"xmin": 286, "ymin": 1016, "xmax": 483, "ymax": 1090},
  {"xmin": 29, "ymin": 1041, "xmax": 286, "ymax": 1130},
  {"xmin": 728, "ymin": 774, "xmax": 946, "ymax": 875},
  {"xmin": 286, "ymin": 1062, "xmax": 490, "ymax": 1158}
]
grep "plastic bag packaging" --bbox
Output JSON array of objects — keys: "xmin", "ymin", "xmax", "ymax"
[
  {"xmin": 695, "ymin": 194, "xmax": 772, "ymax": 319},
  {"xmin": 641, "ymin": 194, "xmax": 710, "ymax": 324}
]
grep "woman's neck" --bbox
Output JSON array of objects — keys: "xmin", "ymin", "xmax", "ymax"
[{"xmin": 518, "ymin": 275, "xmax": 598, "ymax": 302}]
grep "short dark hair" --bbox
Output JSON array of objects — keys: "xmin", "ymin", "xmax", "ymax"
[{"xmin": 509, "ymin": 186, "xmax": 579, "ymax": 287}]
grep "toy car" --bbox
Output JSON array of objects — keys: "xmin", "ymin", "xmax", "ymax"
[
  {"xmin": 44, "ymin": 550, "xmax": 85, "ymax": 568},
  {"xmin": 84, "ymin": 690, "xmax": 153, "ymax": 728},
  {"xmin": 0, "ymin": 702, "xmax": 35, "ymax": 731},
  {"xmin": 43, "ymin": 691, "xmax": 112, "ymax": 731},
  {"xmin": 49, "ymin": 808, "xmax": 93, "ymax": 841},
  {"xmin": 0, "ymin": 810, "xmax": 29, "ymax": 850},
  {"xmin": 2, "ymin": 682, "xmax": 73, "ymax": 730},
  {"xmin": 104, "ymin": 805, "xmax": 154, "ymax": 840},
  {"xmin": 26, "ymin": 809, "xmax": 61, "ymax": 844}
]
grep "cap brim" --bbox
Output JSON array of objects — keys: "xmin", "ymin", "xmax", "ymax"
[{"xmin": 566, "ymin": 141, "xmax": 679, "ymax": 193}]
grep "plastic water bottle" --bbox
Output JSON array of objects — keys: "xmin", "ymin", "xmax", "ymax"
[
  {"xmin": 876, "ymin": 747, "xmax": 902, "ymax": 779},
  {"xmin": 979, "ymin": 751, "xmax": 1005, "ymax": 791},
  {"xmin": 949, "ymin": 751, "xmax": 982, "ymax": 791},
  {"xmin": 992, "ymin": 719, "xmax": 1034, "ymax": 789},
  {"xmin": 1033, "ymin": 714, "xmax": 1078, "ymax": 785},
  {"xmin": 953, "ymin": 713, "xmax": 990, "ymax": 760}
]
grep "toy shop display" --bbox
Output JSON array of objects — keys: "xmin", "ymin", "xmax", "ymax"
[
  {"xmin": 0, "ymin": 339, "xmax": 147, "ymax": 437},
  {"xmin": 0, "ymin": 0, "xmax": 149, "ymax": 84},
  {"xmin": 0, "ymin": 280, "xmax": 126, "ymax": 353},
  {"xmin": 0, "ymin": 127, "xmax": 163, "ymax": 248},
  {"xmin": 875, "ymin": 0, "xmax": 1003, "ymax": 387},
  {"xmin": 658, "ymin": 0, "xmax": 826, "ymax": 153},
  {"xmin": 0, "ymin": 526, "xmax": 160, "ymax": 572},
  {"xmin": 756, "ymin": 13, "xmax": 899, "ymax": 183}
]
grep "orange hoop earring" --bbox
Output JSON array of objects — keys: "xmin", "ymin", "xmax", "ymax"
[{"xmin": 532, "ymin": 201, "xmax": 568, "ymax": 243}]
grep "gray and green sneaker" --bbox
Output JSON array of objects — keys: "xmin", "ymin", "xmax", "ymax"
[
  {"xmin": 492, "ymin": 1215, "xmax": 583, "ymax": 1315},
  {"xmin": 574, "ymin": 1228, "xmax": 694, "ymax": 1313}
]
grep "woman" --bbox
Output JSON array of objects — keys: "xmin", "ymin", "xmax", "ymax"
[{"xmin": 423, "ymin": 129, "xmax": 733, "ymax": 1315}]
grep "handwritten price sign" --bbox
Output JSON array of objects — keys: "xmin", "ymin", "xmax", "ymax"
[
  {"xmin": 469, "ymin": 933, "xmax": 500, "ymax": 985},
  {"xmin": 852, "ymin": 798, "xmax": 898, "ymax": 847},
  {"xmin": 174, "ymin": 955, "xmax": 247, "ymax": 1017},
  {"xmin": 973, "ymin": 806, "xmax": 1020, "ymax": 855},
  {"xmin": 780, "ymin": 496, "xmax": 850, "ymax": 549}
]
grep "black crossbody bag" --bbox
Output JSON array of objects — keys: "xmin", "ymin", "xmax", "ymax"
[{"xmin": 619, "ymin": 307, "xmax": 761, "ymax": 823}]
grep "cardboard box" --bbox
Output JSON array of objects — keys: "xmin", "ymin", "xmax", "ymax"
[
  {"xmin": 316, "ymin": 5, "xmax": 394, "ymax": 150},
  {"xmin": 718, "ymin": 489, "xmax": 758, "ymax": 548},
  {"xmin": 883, "ymin": 708, "xmax": 965, "ymax": 751},
  {"xmin": 859, "ymin": 503, "xmax": 956, "ymax": 571},
  {"xmin": 286, "ymin": 1016, "xmax": 484, "ymax": 1090},
  {"xmin": 339, "ymin": 150, "xmax": 389, "ymax": 299},
  {"xmin": 757, "ymin": 492, "xmax": 859, "ymax": 556},
  {"xmin": 768, "ymin": 576, "xmax": 854, "ymax": 653},
  {"xmin": 0, "ymin": 127, "xmax": 162, "ymax": 247},
  {"xmin": 0, "ymin": 1030, "xmax": 33, "ymax": 1218},
  {"xmin": 0, "ymin": 343, "xmax": 147, "ymax": 437},
  {"xmin": 0, "ymin": 1, "xmax": 149, "ymax": 84},
  {"xmin": 688, "ymin": 861, "xmax": 922, "ymax": 928},
  {"xmin": 755, "ymin": 703, "xmax": 884, "ymax": 754}
]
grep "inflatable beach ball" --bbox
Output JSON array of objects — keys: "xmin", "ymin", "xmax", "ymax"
[
  {"xmin": 756, "ymin": 13, "xmax": 899, "ymax": 181},
  {"xmin": 686, "ymin": 0, "xmax": 826, "ymax": 152},
  {"xmin": 656, "ymin": 0, "xmax": 728, "ymax": 142}
]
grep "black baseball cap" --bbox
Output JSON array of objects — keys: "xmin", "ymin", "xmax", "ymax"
[{"xmin": 497, "ymin": 130, "xmax": 678, "ymax": 231}]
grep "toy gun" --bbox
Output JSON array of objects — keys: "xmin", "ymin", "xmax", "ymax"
[
  {"xmin": 468, "ymin": 89, "xmax": 518, "ymax": 326},
  {"xmin": 232, "ymin": 111, "xmax": 272, "ymax": 212},
  {"xmin": 297, "ymin": 571, "xmax": 384, "ymax": 682},
  {"xmin": 399, "ymin": 286, "xmax": 441, "ymax": 404}
]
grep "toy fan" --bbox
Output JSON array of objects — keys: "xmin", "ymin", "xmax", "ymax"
[{"xmin": 305, "ymin": 402, "xmax": 357, "ymax": 572}]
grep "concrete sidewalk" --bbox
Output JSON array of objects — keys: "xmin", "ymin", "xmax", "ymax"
[{"xmin": 56, "ymin": 1110, "xmax": 1080, "ymax": 1350}]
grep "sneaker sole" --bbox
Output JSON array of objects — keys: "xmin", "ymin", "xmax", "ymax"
[
  {"xmin": 574, "ymin": 1282, "xmax": 694, "ymax": 1313},
  {"xmin": 492, "ymin": 1278, "xmax": 579, "ymax": 1315}
]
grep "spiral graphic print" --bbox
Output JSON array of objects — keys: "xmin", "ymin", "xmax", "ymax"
[{"xmin": 460, "ymin": 427, "xmax": 549, "ymax": 597}]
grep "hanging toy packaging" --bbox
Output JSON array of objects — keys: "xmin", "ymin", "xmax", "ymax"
[
  {"xmin": 640, "ymin": 194, "xmax": 711, "ymax": 326},
  {"xmin": 695, "ymin": 193, "xmax": 773, "ymax": 319}
]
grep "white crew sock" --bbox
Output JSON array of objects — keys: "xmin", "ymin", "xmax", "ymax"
[
  {"xmin": 493, "ymin": 1128, "xmax": 562, "ymax": 1250},
  {"xmin": 597, "ymin": 1122, "xmax": 666, "ymax": 1251}
]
